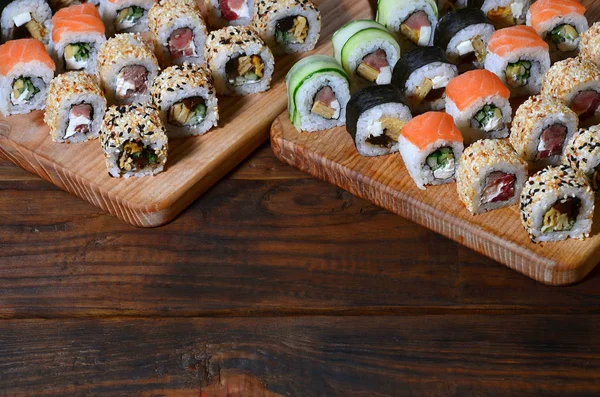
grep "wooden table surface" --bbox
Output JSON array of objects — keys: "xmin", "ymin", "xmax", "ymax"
[{"xmin": 1, "ymin": 142, "xmax": 600, "ymax": 396}]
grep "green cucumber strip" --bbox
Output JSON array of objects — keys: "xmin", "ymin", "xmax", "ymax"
[
  {"xmin": 332, "ymin": 19, "xmax": 387, "ymax": 63},
  {"xmin": 376, "ymin": 0, "xmax": 438, "ymax": 28},
  {"xmin": 340, "ymin": 28, "xmax": 400, "ymax": 75}
]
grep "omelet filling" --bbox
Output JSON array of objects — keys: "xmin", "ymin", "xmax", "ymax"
[
  {"xmin": 541, "ymin": 197, "xmax": 581, "ymax": 234},
  {"xmin": 226, "ymin": 54, "xmax": 264, "ymax": 86},
  {"xmin": 455, "ymin": 36, "xmax": 487, "ymax": 65},
  {"xmin": 118, "ymin": 140, "xmax": 159, "ymax": 172},
  {"xmin": 275, "ymin": 16, "xmax": 308, "ymax": 45},
  {"xmin": 365, "ymin": 117, "xmax": 405, "ymax": 148},
  {"xmin": 168, "ymin": 97, "xmax": 206, "ymax": 127},
  {"xmin": 409, "ymin": 75, "xmax": 450, "ymax": 107},
  {"xmin": 12, "ymin": 12, "xmax": 47, "ymax": 41}
]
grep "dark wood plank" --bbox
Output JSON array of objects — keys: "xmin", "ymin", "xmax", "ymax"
[
  {"xmin": 1, "ymin": 167, "xmax": 600, "ymax": 318},
  {"xmin": 228, "ymin": 145, "xmax": 311, "ymax": 180},
  {"xmin": 1, "ymin": 315, "xmax": 599, "ymax": 396}
]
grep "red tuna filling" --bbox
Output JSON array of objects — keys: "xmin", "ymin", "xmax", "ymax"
[
  {"xmin": 168, "ymin": 28, "xmax": 195, "ymax": 59},
  {"xmin": 362, "ymin": 49, "xmax": 389, "ymax": 71},
  {"xmin": 314, "ymin": 86, "xmax": 335, "ymax": 107},
  {"xmin": 118, "ymin": 65, "xmax": 148, "ymax": 99},
  {"xmin": 403, "ymin": 11, "xmax": 431, "ymax": 31},
  {"xmin": 69, "ymin": 103, "xmax": 92, "ymax": 134},
  {"xmin": 220, "ymin": 0, "xmax": 244, "ymax": 20},
  {"xmin": 537, "ymin": 123, "xmax": 567, "ymax": 159},
  {"xmin": 481, "ymin": 171, "xmax": 516, "ymax": 204},
  {"xmin": 571, "ymin": 90, "xmax": 600, "ymax": 121}
]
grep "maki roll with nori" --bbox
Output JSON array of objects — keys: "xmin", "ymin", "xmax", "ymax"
[
  {"xmin": 485, "ymin": 26, "xmax": 550, "ymax": 98},
  {"xmin": 477, "ymin": 0, "xmax": 530, "ymax": 29},
  {"xmin": 346, "ymin": 85, "xmax": 412, "ymax": 157},
  {"xmin": 457, "ymin": 139, "xmax": 528, "ymax": 215},
  {"xmin": 399, "ymin": 111, "xmax": 464, "ymax": 190},
  {"xmin": 435, "ymin": 8, "xmax": 495, "ymax": 72},
  {"xmin": 376, "ymin": 0, "xmax": 438, "ymax": 48},
  {"xmin": 520, "ymin": 165, "xmax": 594, "ymax": 243},
  {"xmin": 510, "ymin": 95, "xmax": 578, "ymax": 170},
  {"xmin": 286, "ymin": 55, "xmax": 351, "ymax": 132},
  {"xmin": 205, "ymin": 26, "xmax": 274, "ymax": 96},
  {"xmin": 437, "ymin": 0, "xmax": 468, "ymax": 15},
  {"xmin": 332, "ymin": 20, "xmax": 401, "ymax": 89},
  {"xmin": 526, "ymin": 0, "xmax": 588, "ymax": 62},
  {"xmin": 541, "ymin": 58, "xmax": 600, "ymax": 127},
  {"xmin": 151, "ymin": 63, "xmax": 219, "ymax": 137},
  {"xmin": 101, "ymin": 103, "xmax": 168, "ymax": 178},
  {"xmin": 445, "ymin": 69, "xmax": 511, "ymax": 144},
  {"xmin": 392, "ymin": 46, "xmax": 458, "ymax": 114},
  {"xmin": 563, "ymin": 126, "xmax": 600, "ymax": 193},
  {"xmin": 253, "ymin": 0, "xmax": 321, "ymax": 55}
]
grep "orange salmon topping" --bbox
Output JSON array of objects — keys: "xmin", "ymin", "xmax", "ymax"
[
  {"xmin": 487, "ymin": 25, "xmax": 549, "ymax": 57},
  {"xmin": 401, "ymin": 112, "xmax": 463, "ymax": 150},
  {"xmin": 0, "ymin": 38, "xmax": 55, "ymax": 76},
  {"xmin": 52, "ymin": 3, "xmax": 105, "ymax": 43},
  {"xmin": 529, "ymin": 0, "xmax": 586, "ymax": 33},
  {"xmin": 446, "ymin": 70, "xmax": 510, "ymax": 112}
]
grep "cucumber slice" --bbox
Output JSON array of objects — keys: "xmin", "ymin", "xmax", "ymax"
[
  {"xmin": 340, "ymin": 28, "xmax": 400, "ymax": 76},
  {"xmin": 285, "ymin": 55, "xmax": 348, "ymax": 129},
  {"xmin": 332, "ymin": 19, "xmax": 388, "ymax": 63},
  {"xmin": 376, "ymin": 0, "xmax": 438, "ymax": 29}
]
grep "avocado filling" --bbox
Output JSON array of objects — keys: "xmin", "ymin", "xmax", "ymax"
[
  {"xmin": 115, "ymin": 6, "xmax": 145, "ymax": 31},
  {"xmin": 168, "ymin": 97, "xmax": 207, "ymax": 127},
  {"xmin": 426, "ymin": 147, "xmax": 455, "ymax": 180},
  {"xmin": 505, "ymin": 60, "xmax": 532, "ymax": 87},
  {"xmin": 226, "ymin": 54, "xmax": 264, "ymax": 86},
  {"xmin": 64, "ymin": 43, "xmax": 92, "ymax": 70},
  {"xmin": 472, "ymin": 104, "xmax": 503, "ymax": 132},
  {"xmin": 275, "ymin": 15, "xmax": 308, "ymax": 45},
  {"xmin": 118, "ymin": 140, "xmax": 158, "ymax": 172},
  {"xmin": 11, "ymin": 77, "xmax": 39, "ymax": 105},
  {"xmin": 365, "ymin": 117, "xmax": 405, "ymax": 148},
  {"xmin": 550, "ymin": 24, "xmax": 579, "ymax": 52},
  {"xmin": 541, "ymin": 197, "xmax": 581, "ymax": 234}
]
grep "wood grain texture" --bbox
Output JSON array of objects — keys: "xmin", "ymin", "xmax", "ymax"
[
  {"xmin": 2, "ymin": 316, "xmax": 600, "ymax": 396},
  {"xmin": 0, "ymin": 0, "xmax": 370, "ymax": 228}
]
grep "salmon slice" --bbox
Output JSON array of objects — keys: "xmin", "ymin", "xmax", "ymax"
[
  {"xmin": 529, "ymin": 0, "xmax": 586, "ymax": 33},
  {"xmin": 52, "ymin": 3, "xmax": 105, "ymax": 43},
  {"xmin": 401, "ymin": 111, "xmax": 463, "ymax": 150},
  {"xmin": 487, "ymin": 26, "xmax": 549, "ymax": 57},
  {"xmin": 446, "ymin": 69, "xmax": 510, "ymax": 111},
  {"xmin": 0, "ymin": 38, "xmax": 55, "ymax": 76}
]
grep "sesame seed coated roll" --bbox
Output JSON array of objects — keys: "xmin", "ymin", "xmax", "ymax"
[
  {"xmin": 563, "ymin": 125, "xmax": 600, "ymax": 193},
  {"xmin": 580, "ymin": 22, "xmax": 600, "ymax": 68}
]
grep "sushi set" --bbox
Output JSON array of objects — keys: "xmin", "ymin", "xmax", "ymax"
[
  {"xmin": 0, "ymin": 0, "xmax": 356, "ymax": 226},
  {"xmin": 272, "ymin": 0, "xmax": 600, "ymax": 284}
]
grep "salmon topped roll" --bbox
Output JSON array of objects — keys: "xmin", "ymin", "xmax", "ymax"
[
  {"xmin": 0, "ymin": 38, "xmax": 55, "ymax": 116},
  {"xmin": 398, "ymin": 111, "xmax": 464, "ymax": 190},
  {"xmin": 51, "ymin": 3, "xmax": 106, "ymax": 74},
  {"xmin": 542, "ymin": 57, "xmax": 600, "ymax": 127},
  {"xmin": 100, "ymin": 0, "xmax": 153, "ymax": 35},
  {"xmin": 1, "ymin": 0, "xmax": 53, "ymax": 45},
  {"xmin": 484, "ymin": 26, "xmax": 550, "ymax": 98},
  {"xmin": 148, "ymin": 0, "xmax": 207, "ymax": 67},
  {"xmin": 445, "ymin": 69, "xmax": 511, "ymax": 144},
  {"xmin": 526, "ymin": 0, "xmax": 588, "ymax": 61}
]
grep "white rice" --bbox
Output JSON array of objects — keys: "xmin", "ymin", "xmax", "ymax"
[
  {"xmin": 485, "ymin": 47, "xmax": 550, "ymax": 97},
  {"xmin": 354, "ymin": 102, "xmax": 412, "ymax": 157},
  {"xmin": 445, "ymin": 95, "xmax": 511, "ymax": 144}
]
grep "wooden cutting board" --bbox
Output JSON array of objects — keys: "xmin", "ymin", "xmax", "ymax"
[{"xmin": 0, "ymin": 0, "xmax": 373, "ymax": 228}]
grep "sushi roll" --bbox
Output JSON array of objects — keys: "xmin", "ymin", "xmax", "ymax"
[
  {"xmin": 541, "ymin": 57, "xmax": 600, "ymax": 127},
  {"xmin": 510, "ymin": 95, "xmax": 579, "ymax": 169},
  {"xmin": 376, "ymin": 0, "xmax": 438, "ymax": 48},
  {"xmin": 346, "ymin": 85, "xmax": 412, "ymax": 157},
  {"xmin": 457, "ymin": 139, "xmax": 528, "ymax": 215},
  {"xmin": 484, "ymin": 26, "xmax": 550, "ymax": 98},
  {"xmin": 151, "ymin": 63, "xmax": 219, "ymax": 137},
  {"xmin": 44, "ymin": 71, "xmax": 107, "ymax": 143},
  {"xmin": 253, "ymin": 0, "xmax": 321, "ymax": 55},
  {"xmin": 51, "ymin": 3, "xmax": 106, "ymax": 74},
  {"xmin": 286, "ymin": 55, "xmax": 351, "ymax": 132},
  {"xmin": 580, "ymin": 23, "xmax": 600, "ymax": 68},
  {"xmin": 476, "ymin": 0, "xmax": 531, "ymax": 29},
  {"xmin": 0, "ymin": 38, "xmax": 56, "ymax": 116},
  {"xmin": 526, "ymin": 0, "xmax": 588, "ymax": 61},
  {"xmin": 392, "ymin": 46, "xmax": 458, "ymax": 114},
  {"xmin": 1, "ymin": 0, "xmax": 53, "ymax": 45},
  {"xmin": 101, "ymin": 103, "xmax": 168, "ymax": 178},
  {"xmin": 520, "ymin": 165, "xmax": 594, "ymax": 243},
  {"xmin": 97, "ymin": 33, "xmax": 159, "ymax": 105},
  {"xmin": 148, "ymin": 0, "xmax": 207, "ymax": 66},
  {"xmin": 435, "ymin": 8, "xmax": 495, "ymax": 72},
  {"xmin": 99, "ymin": 0, "xmax": 153, "ymax": 35},
  {"xmin": 445, "ymin": 69, "xmax": 511, "ymax": 144},
  {"xmin": 399, "ymin": 111, "xmax": 464, "ymax": 190},
  {"xmin": 205, "ymin": 26, "xmax": 274, "ymax": 96},
  {"xmin": 332, "ymin": 20, "xmax": 401, "ymax": 89},
  {"xmin": 563, "ymin": 126, "xmax": 600, "ymax": 193},
  {"xmin": 205, "ymin": 0, "xmax": 254, "ymax": 29}
]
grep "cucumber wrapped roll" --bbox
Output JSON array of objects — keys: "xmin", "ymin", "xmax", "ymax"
[
  {"xmin": 376, "ymin": 0, "xmax": 438, "ymax": 48},
  {"xmin": 332, "ymin": 20, "xmax": 401, "ymax": 90},
  {"xmin": 286, "ymin": 55, "xmax": 351, "ymax": 132}
]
